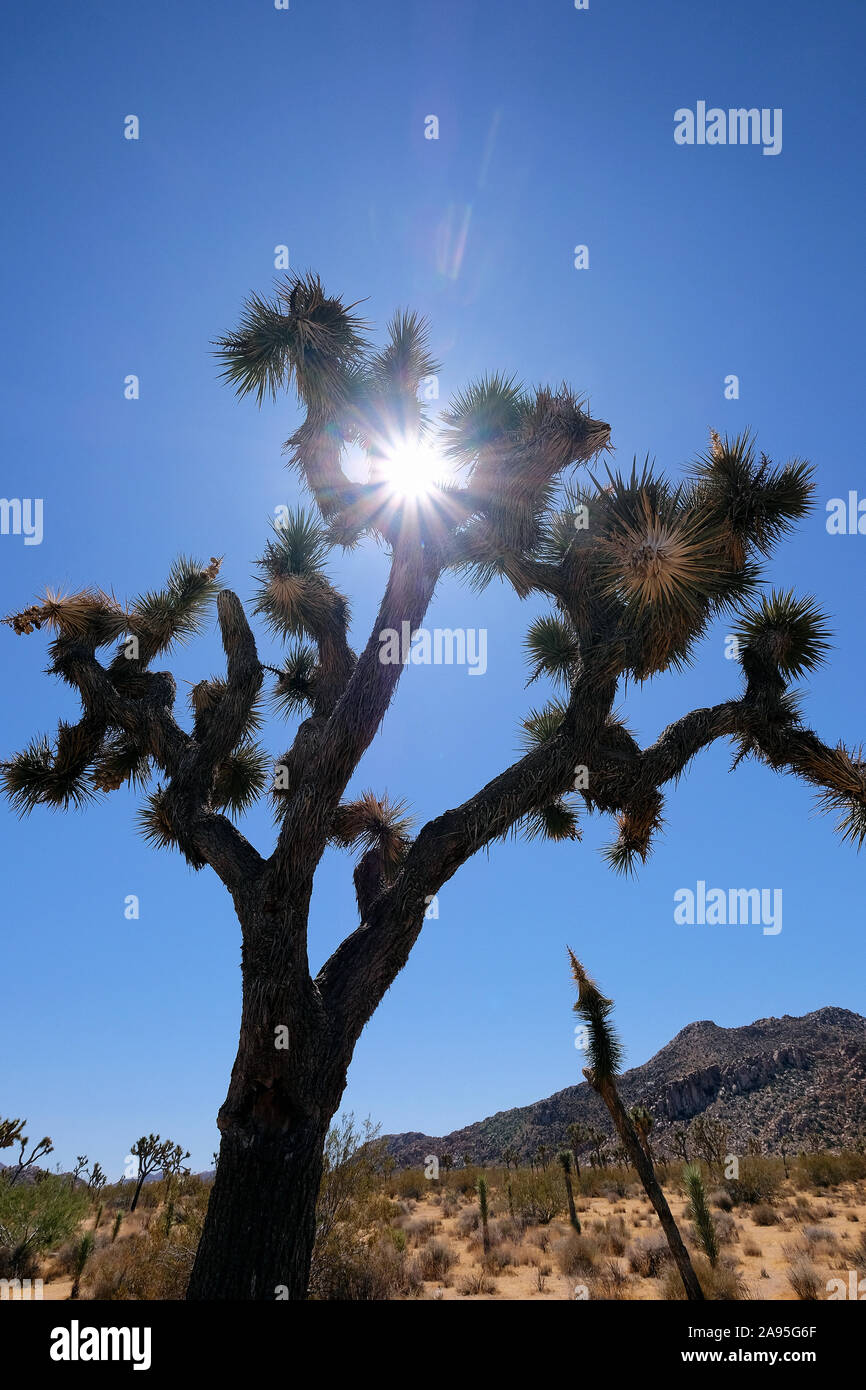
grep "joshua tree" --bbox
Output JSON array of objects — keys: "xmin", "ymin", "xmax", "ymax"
[
  {"xmin": 477, "ymin": 1174, "xmax": 491, "ymax": 1255},
  {"xmin": 4, "ymin": 1127, "xmax": 53, "ymax": 1187},
  {"xmin": 587, "ymin": 1127, "xmax": 610, "ymax": 1170},
  {"xmin": 0, "ymin": 1116, "xmax": 25, "ymax": 1155},
  {"xmin": 628, "ymin": 1105, "xmax": 654, "ymax": 1162},
  {"xmin": 160, "ymin": 1141, "xmax": 191, "ymax": 1208},
  {"xmin": 684, "ymin": 1162, "xmax": 719, "ymax": 1268},
  {"xmin": 569, "ymin": 950, "xmax": 704, "ymax": 1301},
  {"xmin": 128, "ymin": 1134, "xmax": 187, "ymax": 1213},
  {"xmin": 535, "ymin": 1143, "xmax": 550, "ymax": 1171},
  {"xmin": 69, "ymin": 1155, "xmax": 88, "ymax": 1188},
  {"xmin": 689, "ymin": 1115, "xmax": 729, "ymax": 1174},
  {"xmin": 69, "ymin": 1231, "xmax": 95, "ymax": 1300},
  {"xmin": 565, "ymin": 1121, "xmax": 590, "ymax": 1178},
  {"xmin": 86, "ymin": 1161, "xmax": 106, "ymax": 1195},
  {"xmin": 438, "ymin": 1151, "xmax": 453, "ymax": 1175},
  {"xmin": 670, "ymin": 1125, "xmax": 690, "ymax": 1164},
  {"xmin": 557, "ymin": 1150, "xmax": 581, "ymax": 1233},
  {"xmin": 3, "ymin": 274, "xmax": 865, "ymax": 1299}
]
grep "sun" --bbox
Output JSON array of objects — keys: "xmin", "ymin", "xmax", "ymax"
[{"xmin": 378, "ymin": 438, "xmax": 445, "ymax": 498}]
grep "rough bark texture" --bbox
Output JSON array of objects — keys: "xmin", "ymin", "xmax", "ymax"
[{"xmin": 596, "ymin": 1076, "xmax": 704, "ymax": 1301}]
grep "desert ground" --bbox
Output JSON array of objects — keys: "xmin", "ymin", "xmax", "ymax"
[{"xmin": 8, "ymin": 1152, "xmax": 864, "ymax": 1302}]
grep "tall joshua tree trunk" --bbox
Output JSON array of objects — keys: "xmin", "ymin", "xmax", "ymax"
[{"xmin": 188, "ymin": 898, "xmax": 349, "ymax": 1300}]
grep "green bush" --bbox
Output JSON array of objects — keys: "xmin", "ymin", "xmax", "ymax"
[
  {"xmin": 0, "ymin": 1174, "xmax": 88, "ymax": 1278},
  {"xmin": 724, "ymin": 1156, "xmax": 783, "ymax": 1206}
]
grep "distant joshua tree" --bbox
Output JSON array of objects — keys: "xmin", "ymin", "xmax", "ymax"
[
  {"xmin": 565, "ymin": 1122, "xmax": 590, "ymax": 1179},
  {"xmin": 128, "ymin": 1134, "xmax": 188, "ymax": 1213},
  {"xmin": 557, "ymin": 1150, "xmax": 581, "ymax": 1233},
  {"xmin": 4, "ymin": 273, "xmax": 864, "ymax": 1298},
  {"xmin": 2, "ymin": 1122, "xmax": 53, "ymax": 1188},
  {"xmin": 569, "ymin": 950, "xmax": 704, "ymax": 1301}
]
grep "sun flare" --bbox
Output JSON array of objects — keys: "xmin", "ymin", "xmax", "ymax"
[{"xmin": 378, "ymin": 439, "xmax": 445, "ymax": 498}]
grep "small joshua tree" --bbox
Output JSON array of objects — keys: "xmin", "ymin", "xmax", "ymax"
[
  {"xmin": 684, "ymin": 1162, "xmax": 719, "ymax": 1268},
  {"xmin": 69, "ymin": 1232, "xmax": 95, "ymax": 1300},
  {"xmin": 557, "ymin": 1150, "xmax": 581, "ymax": 1233},
  {"xmin": 477, "ymin": 1174, "xmax": 491, "ymax": 1256},
  {"xmin": 568, "ymin": 949, "xmax": 704, "ymax": 1301},
  {"xmin": 565, "ymin": 1121, "xmax": 590, "ymax": 1179},
  {"xmin": 4, "ymin": 273, "xmax": 865, "ymax": 1298}
]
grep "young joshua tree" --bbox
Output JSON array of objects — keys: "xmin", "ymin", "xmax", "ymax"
[
  {"xmin": 568, "ymin": 950, "xmax": 704, "ymax": 1301},
  {"xmin": 3, "ymin": 272, "xmax": 865, "ymax": 1299},
  {"xmin": 557, "ymin": 1150, "xmax": 581, "ymax": 1233}
]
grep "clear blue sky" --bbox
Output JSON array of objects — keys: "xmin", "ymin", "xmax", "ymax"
[{"xmin": 1, "ymin": 0, "xmax": 864, "ymax": 1176}]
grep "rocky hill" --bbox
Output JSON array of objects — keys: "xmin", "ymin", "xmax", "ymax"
[{"xmin": 383, "ymin": 1007, "xmax": 866, "ymax": 1166}]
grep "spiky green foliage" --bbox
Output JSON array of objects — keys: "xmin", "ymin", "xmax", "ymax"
[
  {"xmin": 524, "ymin": 613, "xmax": 580, "ymax": 688},
  {"xmin": 91, "ymin": 736, "xmax": 152, "ymax": 793},
  {"xmin": 568, "ymin": 949, "xmax": 624, "ymax": 1084},
  {"xmin": 271, "ymin": 642, "xmax": 319, "ymax": 716},
  {"xmin": 733, "ymin": 589, "xmax": 831, "ymax": 680},
  {"xmin": 136, "ymin": 788, "xmax": 186, "ymax": 857},
  {"xmin": 0, "ymin": 1117, "xmax": 25, "ymax": 1150},
  {"xmin": 518, "ymin": 699, "xmax": 568, "ymax": 752},
  {"xmin": 0, "ymin": 732, "xmax": 97, "ymax": 813},
  {"xmin": 211, "ymin": 743, "xmax": 270, "ymax": 816},
  {"xmin": 440, "ymin": 373, "xmax": 526, "ymax": 465},
  {"xmin": 690, "ymin": 431, "xmax": 814, "ymax": 566},
  {"xmin": 684, "ymin": 1163, "xmax": 719, "ymax": 1267},
  {"xmin": 330, "ymin": 791, "xmax": 414, "ymax": 871},
  {"xmin": 522, "ymin": 800, "xmax": 580, "ymax": 842},
  {"xmin": 215, "ymin": 272, "xmax": 368, "ymax": 410},
  {"xmin": 127, "ymin": 556, "xmax": 222, "ymax": 660},
  {"xmin": 254, "ymin": 510, "xmax": 348, "ymax": 641}
]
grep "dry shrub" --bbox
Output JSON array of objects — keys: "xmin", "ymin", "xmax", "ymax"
[
  {"xmin": 555, "ymin": 1231, "xmax": 597, "ymax": 1278},
  {"xmin": 662, "ymin": 1254, "xmax": 746, "ymax": 1301},
  {"xmin": 743, "ymin": 1242, "xmax": 762, "ymax": 1258},
  {"xmin": 752, "ymin": 1204, "xmax": 779, "ymax": 1227},
  {"xmin": 458, "ymin": 1267, "xmax": 496, "ymax": 1296},
  {"xmin": 405, "ymin": 1217, "xmax": 441, "ymax": 1246},
  {"xmin": 628, "ymin": 1236, "xmax": 672, "ymax": 1279},
  {"xmin": 590, "ymin": 1258, "xmax": 632, "ymax": 1300},
  {"xmin": 311, "ymin": 1233, "xmax": 423, "ymax": 1300},
  {"xmin": 417, "ymin": 1238, "xmax": 456, "ymax": 1281},
  {"xmin": 724, "ymin": 1156, "xmax": 783, "ymax": 1207},
  {"xmin": 786, "ymin": 1255, "xmax": 822, "ymax": 1300},
  {"xmin": 85, "ymin": 1187, "xmax": 208, "ymax": 1300},
  {"xmin": 456, "ymin": 1207, "xmax": 479, "ymax": 1238},
  {"xmin": 391, "ymin": 1169, "xmax": 427, "ymax": 1201},
  {"xmin": 711, "ymin": 1189, "xmax": 734, "ymax": 1212}
]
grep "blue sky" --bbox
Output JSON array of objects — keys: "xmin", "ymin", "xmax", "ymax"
[{"xmin": 1, "ymin": 0, "xmax": 864, "ymax": 1176}]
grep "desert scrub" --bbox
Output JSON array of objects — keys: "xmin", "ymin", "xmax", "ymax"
[
  {"xmin": 555, "ymin": 1231, "xmax": 597, "ymax": 1278},
  {"xmin": 628, "ymin": 1236, "xmax": 673, "ymax": 1278},
  {"xmin": 724, "ymin": 1156, "xmax": 783, "ymax": 1207},
  {"xmin": 751, "ymin": 1204, "xmax": 779, "ymax": 1227},
  {"xmin": 509, "ymin": 1169, "xmax": 563, "ymax": 1225},
  {"xmin": 786, "ymin": 1255, "xmax": 822, "ymax": 1300},
  {"xmin": 661, "ymin": 1254, "xmax": 745, "ymax": 1301},
  {"xmin": 417, "ymin": 1238, "xmax": 456, "ymax": 1281}
]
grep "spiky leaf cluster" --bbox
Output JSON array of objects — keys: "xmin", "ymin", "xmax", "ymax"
[{"xmin": 568, "ymin": 949, "xmax": 624, "ymax": 1083}]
